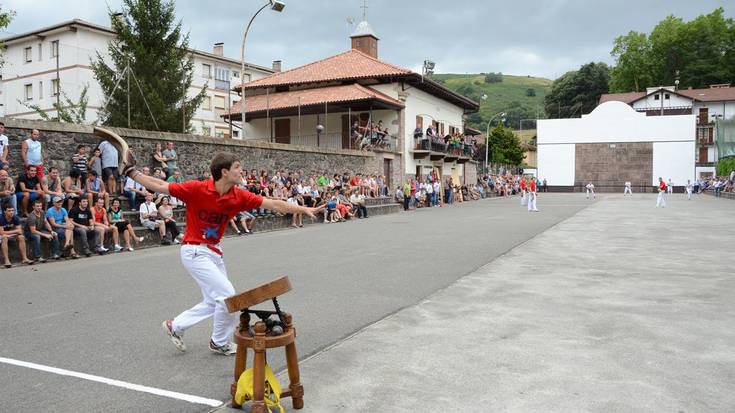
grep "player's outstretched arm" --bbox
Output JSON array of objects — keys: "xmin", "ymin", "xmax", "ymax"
[
  {"xmin": 261, "ymin": 198, "xmax": 325, "ymax": 219},
  {"xmin": 128, "ymin": 169, "xmax": 171, "ymax": 195}
]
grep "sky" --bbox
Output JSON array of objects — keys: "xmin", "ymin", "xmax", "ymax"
[{"xmin": 1, "ymin": 0, "xmax": 732, "ymax": 79}]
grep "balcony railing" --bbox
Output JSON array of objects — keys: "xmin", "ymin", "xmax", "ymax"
[
  {"xmin": 414, "ymin": 138, "xmax": 477, "ymax": 158},
  {"xmin": 271, "ymin": 133, "xmax": 398, "ymax": 152}
]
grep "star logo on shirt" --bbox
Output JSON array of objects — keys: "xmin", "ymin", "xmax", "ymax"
[{"xmin": 202, "ymin": 226, "xmax": 218, "ymax": 240}]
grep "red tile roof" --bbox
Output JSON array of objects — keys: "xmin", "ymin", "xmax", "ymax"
[
  {"xmin": 227, "ymin": 84, "xmax": 404, "ymax": 117},
  {"xmin": 599, "ymin": 92, "xmax": 645, "ymax": 104},
  {"xmin": 237, "ymin": 49, "xmax": 413, "ymax": 91},
  {"xmin": 600, "ymin": 86, "xmax": 735, "ymax": 104}
]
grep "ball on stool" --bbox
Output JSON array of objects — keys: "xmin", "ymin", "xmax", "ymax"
[{"xmin": 270, "ymin": 325, "xmax": 284, "ymax": 336}]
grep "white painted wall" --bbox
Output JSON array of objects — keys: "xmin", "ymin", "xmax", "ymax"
[
  {"xmin": 693, "ymin": 101, "xmax": 735, "ymax": 121},
  {"xmin": 537, "ymin": 144, "xmax": 575, "ymax": 186},
  {"xmin": 632, "ymin": 91, "xmax": 692, "ymax": 110},
  {"xmin": 652, "ymin": 141, "xmax": 695, "ymax": 186}
]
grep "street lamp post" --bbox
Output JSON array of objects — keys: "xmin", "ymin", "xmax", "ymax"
[
  {"xmin": 240, "ymin": 0, "xmax": 285, "ymax": 139},
  {"xmin": 484, "ymin": 111, "xmax": 506, "ymax": 173}
]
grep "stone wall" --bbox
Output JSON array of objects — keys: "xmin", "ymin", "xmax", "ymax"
[
  {"xmin": 575, "ymin": 142, "xmax": 653, "ymax": 186},
  {"xmin": 0, "ymin": 118, "xmax": 402, "ymax": 182}
]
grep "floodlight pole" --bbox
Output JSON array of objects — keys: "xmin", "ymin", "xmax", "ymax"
[{"xmin": 484, "ymin": 111, "xmax": 506, "ymax": 173}]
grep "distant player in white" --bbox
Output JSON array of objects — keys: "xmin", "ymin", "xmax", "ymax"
[
  {"xmin": 624, "ymin": 181, "xmax": 632, "ymax": 196},
  {"xmin": 667, "ymin": 178, "xmax": 673, "ymax": 194},
  {"xmin": 656, "ymin": 177, "xmax": 667, "ymax": 208},
  {"xmin": 585, "ymin": 182, "xmax": 595, "ymax": 199},
  {"xmin": 527, "ymin": 177, "xmax": 538, "ymax": 212},
  {"xmin": 685, "ymin": 179, "xmax": 693, "ymax": 200}
]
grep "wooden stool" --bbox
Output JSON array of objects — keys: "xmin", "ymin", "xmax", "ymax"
[{"xmin": 225, "ymin": 276, "xmax": 304, "ymax": 412}]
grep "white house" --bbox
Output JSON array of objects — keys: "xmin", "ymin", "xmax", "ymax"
[
  {"xmin": 600, "ymin": 84, "xmax": 735, "ymax": 178},
  {"xmin": 537, "ymin": 101, "xmax": 695, "ymax": 190},
  {"xmin": 224, "ymin": 18, "xmax": 479, "ymax": 186},
  {"xmin": 0, "ymin": 19, "xmax": 274, "ymax": 138}
]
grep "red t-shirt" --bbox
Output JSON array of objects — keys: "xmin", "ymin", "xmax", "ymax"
[
  {"xmin": 529, "ymin": 180, "xmax": 537, "ymax": 192},
  {"xmin": 520, "ymin": 180, "xmax": 527, "ymax": 190},
  {"xmin": 92, "ymin": 206, "xmax": 106, "ymax": 223},
  {"xmin": 659, "ymin": 181, "xmax": 666, "ymax": 191},
  {"xmin": 169, "ymin": 179, "xmax": 263, "ymax": 244}
]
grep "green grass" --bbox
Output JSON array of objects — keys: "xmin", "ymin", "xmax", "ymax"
[{"xmin": 431, "ymin": 73, "xmax": 553, "ymax": 130}]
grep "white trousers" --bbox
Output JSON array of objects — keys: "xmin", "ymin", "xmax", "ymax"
[
  {"xmin": 527, "ymin": 193, "xmax": 537, "ymax": 211},
  {"xmin": 521, "ymin": 190, "xmax": 527, "ymax": 206},
  {"xmin": 172, "ymin": 244, "xmax": 237, "ymax": 346},
  {"xmin": 586, "ymin": 189, "xmax": 595, "ymax": 199},
  {"xmin": 667, "ymin": 186, "xmax": 673, "ymax": 194},
  {"xmin": 686, "ymin": 188, "xmax": 692, "ymax": 200},
  {"xmin": 624, "ymin": 187, "xmax": 632, "ymax": 196},
  {"xmin": 656, "ymin": 191, "xmax": 667, "ymax": 208}
]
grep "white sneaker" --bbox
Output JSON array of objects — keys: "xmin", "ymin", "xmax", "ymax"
[
  {"xmin": 127, "ymin": 247, "xmax": 135, "ymax": 252},
  {"xmin": 99, "ymin": 246, "xmax": 109, "ymax": 252},
  {"xmin": 174, "ymin": 238, "xmax": 180, "ymax": 244},
  {"xmin": 209, "ymin": 340, "xmax": 236, "ymax": 356},
  {"xmin": 137, "ymin": 236, "xmax": 145, "ymax": 243},
  {"xmin": 162, "ymin": 320, "xmax": 186, "ymax": 352},
  {"xmin": 113, "ymin": 244, "xmax": 123, "ymax": 252}
]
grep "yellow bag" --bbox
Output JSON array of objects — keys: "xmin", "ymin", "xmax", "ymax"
[{"xmin": 235, "ymin": 363, "xmax": 285, "ymax": 413}]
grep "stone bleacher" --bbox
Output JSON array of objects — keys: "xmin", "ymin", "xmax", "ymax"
[{"xmin": 3, "ymin": 195, "xmax": 402, "ymax": 265}]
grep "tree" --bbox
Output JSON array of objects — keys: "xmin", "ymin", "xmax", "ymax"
[
  {"xmin": 489, "ymin": 125, "xmax": 524, "ymax": 166},
  {"xmin": 609, "ymin": 31, "xmax": 652, "ymax": 92},
  {"xmin": 19, "ymin": 84, "xmax": 92, "ymax": 124},
  {"xmin": 544, "ymin": 62, "xmax": 609, "ymax": 119},
  {"xmin": 526, "ymin": 88, "xmax": 536, "ymax": 97},
  {"xmin": 0, "ymin": 7, "xmax": 15, "ymax": 68},
  {"xmin": 91, "ymin": 0, "xmax": 206, "ymax": 132}
]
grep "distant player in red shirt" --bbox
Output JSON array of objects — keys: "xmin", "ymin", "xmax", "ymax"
[
  {"xmin": 656, "ymin": 177, "xmax": 667, "ymax": 208},
  {"xmin": 519, "ymin": 177, "xmax": 527, "ymax": 206},
  {"xmin": 527, "ymin": 178, "xmax": 539, "ymax": 212},
  {"xmin": 126, "ymin": 152, "xmax": 322, "ymax": 355}
]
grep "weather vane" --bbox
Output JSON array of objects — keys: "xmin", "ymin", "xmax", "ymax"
[{"xmin": 361, "ymin": 0, "xmax": 368, "ymax": 20}]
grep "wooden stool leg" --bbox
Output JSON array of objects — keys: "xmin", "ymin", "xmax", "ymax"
[
  {"xmin": 232, "ymin": 312, "xmax": 250, "ymax": 409},
  {"xmin": 251, "ymin": 321, "xmax": 267, "ymax": 413},
  {"xmin": 284, "ymin": 314, "xmax": 304, "ymax": 409}
]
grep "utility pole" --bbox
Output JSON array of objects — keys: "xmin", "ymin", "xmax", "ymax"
[
  {"xmin": 55, "ymin": 44, "xmax": 60, "ymax": 116},
  {"xmin": 127, "ymin": 56, "xmax": 131, "ymax": 128},
  {"xmin": 182, "ymin": 61, "xmax": 186, "ymax": 133}
]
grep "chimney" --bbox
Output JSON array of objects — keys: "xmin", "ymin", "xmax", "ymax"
[
  {"xmin": 272, "ymin": 60, "xmax": 282, "ymax": 72},
  {"xmin": 213, "ymin": 42, "xmax": 224, "ymax": 56},
  {"xmin": 350, "ymin": 20, "xmax": 379, "ymax": 59},
  {"xmin": 111, "ymin": 12, "xmax": 124, "ymax": 27}
]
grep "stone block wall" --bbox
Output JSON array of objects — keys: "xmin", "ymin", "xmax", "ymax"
[
  {"xmin": 0, "ymin": 118, "xmax": 402, "ymax": 182},
  {"xmin": 575, "ymin": 142, "xmax": 653, "ymax": 187}
]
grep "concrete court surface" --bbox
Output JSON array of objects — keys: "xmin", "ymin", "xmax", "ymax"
[
  {"xmin": 266, "ymin": 193, "xmax": 735, "ymax": 413},
  {"xmin": 0, "ymin": 194, "xmax": 587, "ymax": 413}
]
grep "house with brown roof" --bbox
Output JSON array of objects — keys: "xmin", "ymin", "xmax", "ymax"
[
  {"xmin": 600, "ymin": 84, "xmax": 735, "ymax": 178},
  {"xmin": 224, "ymin": 18, "xmax": 479, "ymax": 186}
]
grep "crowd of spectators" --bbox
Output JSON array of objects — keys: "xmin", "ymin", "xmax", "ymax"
[
  {"xmin": 413, "ymin": 125, "xmax": 478, "ymax": 157},
  {"xmin": 697, "ymin": 172, "xmax": 735, "ymax": 196}
]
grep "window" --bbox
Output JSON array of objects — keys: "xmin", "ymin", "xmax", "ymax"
[
  {"xmin": 51, "ymin": 40, "xmax": 59, "ymax": 58},
  {"xmin": 38, "ymin": 81, "xmax": 43, "ymax": 99},
  {"xmin": 232, "ymin": 71, "xmax": 240, "ymax": 79},
  {"xmin": 201, "ymin": 125, "xmax": 211, "ymax": 136},
  {"xmin": 233, "ymin": 130, "xmax": 239, "ymax": 138},
  {"xmin": 214, "ymin": 95, "xmax": 225, "ymax": 109},
  {"xmin": 24, "ymin": 84, "xmax": 33, "ymax": 100},
  {"xmin": 202, "ymin": 96, "xmax": 212, "ymax": 110},
  {"xmin": 202, "ymin": 63, "xmax": 212, "ymax": 79},
  {"xmin": 215, "ymin": 67, "xmax": 229, "ymax": 82},
  {"xmin": 654, "ymin": 94, "xmax": 660, "ymax": 101},
  {"xmin": 51, "ymin": 79, "xmax": 59, "ymax": 96},
  {"xmin": 24, "ymin": 47, "xmax": 32, "ymax": 63},
  {"xmin": 37, "ymin": 43, "xmax": 42, "ymax": 61},
  {"xmin": 664, "ymin": 93, "xmax": 670, "ymax": 100}
]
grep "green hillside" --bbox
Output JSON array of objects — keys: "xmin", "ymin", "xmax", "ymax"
[{"xmin": 431, "ymin": 73, "xmax": 553, "ymax": 131}]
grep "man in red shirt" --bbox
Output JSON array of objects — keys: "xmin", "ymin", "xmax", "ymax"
[
  {"xmin": 126, "ymin": 152, "xmax": 322, "ymax": 355},
  {"xmin": 527, "ymin": 177, "xmax": 539, "ymax": 212},
  {"xmin": 656, "ymin": 177, "xmax": 667, "ymax": 208},
  {"xmin": 519, "ymin": 177, "xmax": 527, "ymax": 206}
]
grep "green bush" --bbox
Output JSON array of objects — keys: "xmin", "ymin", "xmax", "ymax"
[
  {"xmin": 716, "ymin": 157, "xmax": 735, "ymax": 176},
  {"xmin": 484, "ymin": 72, "xmax": 503, "ymax": 84}
]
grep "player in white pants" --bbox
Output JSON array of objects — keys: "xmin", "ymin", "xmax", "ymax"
[
  {"xmin": 126, "ymin": 152, "xmax": 321, "ymax": 355},
  {"xmin": 585, "ymin": 182, "xmax": 595, "ymax": 199},
  {"xmin": 656, "ymin": 177, "xmax": 667, "ymax": 208},
  {"xmin": 624, "ymin": 181, "xmax": 632, "ymax": 196},
  {"xmin": 667, "ymin": 178, "xmax": 673, "ymax": 194},
  {"xmin": 520, "ymin": 178, "xmax": 527, "ymax": 206},
  {"xmin": 685, "ymin": 180, "xmax": 693, "ymax": 200},
  {"xmin": 527, "ymin": 178, "xmax": 538, "ymax": 212}
]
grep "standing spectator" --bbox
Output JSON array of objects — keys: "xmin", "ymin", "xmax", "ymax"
[
  {"xmin": 69, "ymin": 198, "xmax": 104, "ymax": 256},
  {"xmin": 0, "ymin": 205, "xmax": 34, "ymax": 267},
  {"xmin": 0, "ymin": 122, "xmax": 10, "ymax": 170},
  {"xmin": 124, "ymin": 172, "xmax": 148, "ymax": 211},
  {"xmin": 25, "ymin": 199, "xmax": 60, "ymax": 261},
  {"xmin": 157, "ymin": 196, "xmax": 181, "ymax": 244},
  {"xmin": 542, "ymin": 178, "xmax": 548, "ymax": 192},
  {"xmin": 46, "ymin": 196, "xmax": 78, "ymax": 259},
  {"xmin": 153, "ymin": 142, "xmax": 168, "ymax": 177},
  {"xmin": 62, "ymin": 169, "xmax": 84, "ymax": 211},
  {"xmin": 71, "ymin": 144, "xmax": 89, "ymax": 183},
  {"xmin": 85, "ymin": 170, "xmax": 110, "ymax": 209},
  {"xmin": 20, "ymin": 129, "xmax": 43, "ymax": 178},
  {"xmin": 87, "ymin": 147, "xmax": 103, "ymax": 178},
  {"xmin": 139, "ymin": 193, "xmax": 168, "ymax": 244},
  {"xmin": 98, "ymin": 139, "xmax": 119, "ymax": 196},
  {"xmin": 15, "ymin": 167, "xmax": 43, "ymax": 216},
  {"xmin": 162, "ymin": 141, "xmax": 178, "ymax": 177},
  {"xmin": 0, "ymin": 170, "xmax": 17, "ymax": 213},
  {"xmin": 92, "ymin": 197, "xmax": 122, "ymax": 252},
  {"xmin": 43, "ymin": 167, "xmax": 64, "ymax": 206},
  {"xmin": 108, "ymin": 198, "xmax": 144, "ymax": 251}
]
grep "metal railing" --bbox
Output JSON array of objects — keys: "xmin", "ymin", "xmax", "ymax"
[
  {"xmin": 414, "ymin": 138, "xmax": 476, "ymax": 157},
  {"xmin": 271, "ymin": 133, "xmax": 398, "ymax": 152}
]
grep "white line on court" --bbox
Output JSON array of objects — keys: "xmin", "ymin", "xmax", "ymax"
[{"xmin": 0, "ymin": 356, "xmax": 223, "ymax": 407}]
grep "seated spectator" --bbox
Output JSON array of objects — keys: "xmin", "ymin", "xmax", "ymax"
[
  {"xmin": 350, "ymin": 190, "xmax": 368, "ymax": 218},
  {"xmin": 85, "ymin": 170, "xmax": 110, "ymax": 209},
  {"xmin": 25, "ymin": 199, "xmax": 60, "ymax": 261},
  {"xmin": 124, "ymin": 172, "xmax": 148, "ymax": 211},
  {"xmin": 153, "ymin": 168, "xmax": 165, "ymax": 180},
  {"xmin": 325, "ymin": 195, "xmax": 340, "ymax": 223},
  {"xmin": 70, "ymin": 144, "xmax": 89, "ymax": 183},
  {"xmin": 231, "ymin": 210, "xmax": 255, "ymax": 235},
  {"xmin": 15, "ymin": 166, "xmax": 44, "ymax": 216},
  {"xmin": 157, "ymin": 196, "xmax": 181, "ymax": 244},
  {"xmin": 0, "ymin": 169, "xmax": 17, "ymax": 214},
  {"xmin": 0, "ymin": 204, "xmax": 34, "ymax": 266},
  {"xmin": 62, "ymin": 169, "xmax": 84, "ymax": 211},
  {"xmin": 336, "ymin": 198, "xmax": 353, "ymax": 221},
  {"xmin": 288, "ymin": 195, "xmax": 303, "ymax": 227},
  {"xmin": 199, "ymin": 171, "xmax": 212, "ymax": 181},
  {"xmin": 166, "ymin": 169, "xmax": 184, "ymax": 183},
  {"xmin": 43, "ymin": 167, "xmax": 64, "ymax": 207},
  {"xmin": 108, "ymin": 198, "xmax": 144, "ymax": 251},
  {"xmin": 69, "ymin": 198, "xmax": 105, "ymax": 256},
  {"xmin": 46, "ymin": 196, "xmax": 78, "ymax": 259},
  {"xmin": 92, "ymin": 197, "xmax": 122, "ymax": 252},
  {"xmin": 139, "ymin": 193, "xmax": 168, "ymax": 245}
]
